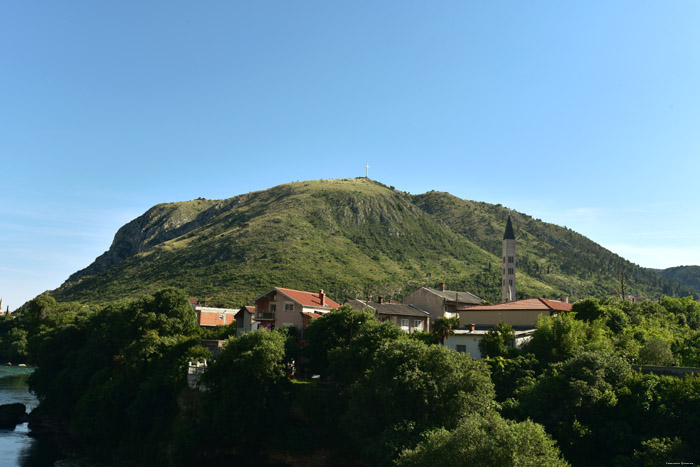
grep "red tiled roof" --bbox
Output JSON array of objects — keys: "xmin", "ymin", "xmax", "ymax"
[
  {"xmin": 458, "ymin": 298, "xmax": 572, "ymax": 312},
  {"xmin": 275, "ymin": 287, "xmax": 340, "ymax": 309}
]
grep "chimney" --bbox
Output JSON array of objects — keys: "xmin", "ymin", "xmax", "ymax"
[
  {"xmin": 378, "ymin": 296, "xmax": 383, "ymax": 304},
  {"xmin": 468, "ymin": 323, "xmax": 476, "ymax": 332},
  {"xmin": 439, "ymin": 282, "xmax": 446, "ymax": 291},
  {"xmin": 564, "ymin": 296, "xmax": 569, "ymax": 304},
  {"xmin": 319, "ymin": 289, "xmax": 325, "ymax": 306}
]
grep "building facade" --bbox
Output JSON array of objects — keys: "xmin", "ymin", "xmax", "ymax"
[
  {"xmin": 402, "ymin": 283, "xmax": 482, "ymax": 323},
  {"xmin": 253, "ymin": 287, "xmax": 340, "ymax": 331}
]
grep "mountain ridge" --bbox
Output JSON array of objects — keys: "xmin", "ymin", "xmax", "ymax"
[{"xmin": 52, "ymin": 178, "xmax": 695, "ymax": 306}]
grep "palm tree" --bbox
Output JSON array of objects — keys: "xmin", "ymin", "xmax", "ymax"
[{"xmin": 432, "ymin": 317, "xmax": 458, "ymax": 345}]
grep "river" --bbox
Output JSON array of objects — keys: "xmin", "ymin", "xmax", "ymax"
[{"xmin": 0, "ymin": 366, "xmax": 63, "ymax": 466}]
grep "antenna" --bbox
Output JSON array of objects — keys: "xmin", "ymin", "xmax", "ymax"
[{"xmin": 365, "ymin": 164, "xmax": 370, "ymax": 178}]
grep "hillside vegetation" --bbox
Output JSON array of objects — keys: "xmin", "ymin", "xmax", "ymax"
[
  {"xmin": 51, "ymin": 178, "xmax": 694, "ymax": 306},
  {"xmin": 657, "ymin": 266, "xmax": 700, "ymax": 296}
]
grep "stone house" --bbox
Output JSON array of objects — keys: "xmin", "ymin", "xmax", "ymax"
[
  {"xmin": 402, "ymin": 283, "xmax": 483, "ymax": 322},
  {"xmin": 346, "ymin": 298, "xmax": 430, "ymax": 333}
]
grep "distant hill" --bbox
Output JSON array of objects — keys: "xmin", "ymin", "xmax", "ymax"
[
  {"xmin": 656, "ymin": 266, "xmax": 700, "ymax": 296},
  {"xmin": 51, "ymin": 178, "xmax": 695, "ymax": 306}
]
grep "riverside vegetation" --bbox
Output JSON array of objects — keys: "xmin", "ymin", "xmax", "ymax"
[
  {"xmin": 2, "ymin": 289, "xmax": 700, "ymax": 465},
  {"xmin": 50, "ymin": 178, "xmax": 697, "ymax": 307}
]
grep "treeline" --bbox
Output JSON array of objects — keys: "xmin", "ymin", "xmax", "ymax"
[{"xmin": 5, "ymin": 290, "xmax": 700, "ymax": 465}]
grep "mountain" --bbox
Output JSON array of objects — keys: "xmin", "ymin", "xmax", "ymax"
[
  {"xmin": 656, "ymin": 266, "xmax": 700, "ymax": 296},
  {"xmin": 51, "ymin": 178, "xmax": 695, "ymax": 306}
]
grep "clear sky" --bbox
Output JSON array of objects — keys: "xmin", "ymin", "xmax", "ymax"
[{"xmin": 2, "ymin": 1, "xmax": 700, "ymax": 310}]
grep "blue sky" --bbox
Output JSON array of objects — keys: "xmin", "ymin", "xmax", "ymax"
[{"xmin": 2, "ymin": 1, "xmax": 700, "ymax": 310}]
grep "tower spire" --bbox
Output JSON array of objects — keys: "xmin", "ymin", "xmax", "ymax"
[
  {"xmin": 503, "ymin": 214, "xmax": 515, "ymax": 240},
  {"xmin": 501, "ymin": 215, "xmax": 516, "ymax": 303}
]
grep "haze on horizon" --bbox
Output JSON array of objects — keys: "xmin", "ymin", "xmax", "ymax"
[{"xmin": 2, "ymin": 1, "xmax": 700, "ymax": 309}]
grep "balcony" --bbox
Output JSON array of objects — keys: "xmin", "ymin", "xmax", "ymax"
[{"xmin": 257, "ymin": 312, "xmax": 275, "ymax": 320}]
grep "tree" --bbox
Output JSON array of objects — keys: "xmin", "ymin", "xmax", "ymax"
[
  {"xmin": 513, "ymin": 350, "xmax": 631, "ymax": 465},
  {"xmin": 638, "ymin": 336, "xmax": 676, "ymax": 366},
  {"xmin": 341, "ymin": 338, "xmax": 494, "ymax": 463},
  {"xmin": 396, "ymin": 412, "xmax": 569, "ymax": 467},
  {"xmin": 478, "ymin": 321, "xmax": 516, "ymax": 358},
  {"xmin": 304, "ymin": 305, "xmax": 379, "ymax": 378},
  {"xmin": 524, "ymin": 314, "xmax": 612, "ymax": 363},
  {"xmin": 572, "ymin": 298, "xmax": 605, "ymax": 322},
  {"xmin": 28, "ymin": 288, "xmax": 206, "ymax": 463},
  {"xmin": 201, "ymin": 329, "xmax": 289, "ymax": 446},
  {"xmin": 432, "ymin": 317, "xmax": 458, "ymax": 345}
]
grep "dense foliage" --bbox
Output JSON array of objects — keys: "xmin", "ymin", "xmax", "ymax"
[
  {"xmin": 396, "ymin": 413, "xmax": 568, "ymax": 467},
  {"xmin": 10, "ymin": 290, "xmax": 700, "ymax": 466},
  {"xmin": 49, "ymin": 178, "xmax": 695, "ymax": 307},
  {"xmin": 26, "ymin": 289, "xmax": 208, "ymax": 462}
]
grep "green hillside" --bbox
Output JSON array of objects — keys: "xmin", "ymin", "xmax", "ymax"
[
  {"xmin": 51, "ymin": 178, "xmax": 694, "ymax": 306},
  {"xmin": 656, "ymin": 265, "xmax": 700, "ymax": 295}
]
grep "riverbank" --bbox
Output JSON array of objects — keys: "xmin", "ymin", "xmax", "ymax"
[{"xmin": 0, "ymin": 366, "xmax": 64, "ymax": 466}]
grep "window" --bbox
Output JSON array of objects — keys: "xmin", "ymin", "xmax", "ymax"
[
  {"xmin": 284, "ymin": 302, "xmax": 294, "ymax": 312},
  {"xmin": 502, "ymin": 257, "xmax": 505, "ymax": 263},
  {"xmin": 456, "ymin": 345, "xmax": 467, "ymax": 353},
  {"xmin": 413, "ymin": 320, "xmax": 423, "ymax": 331},
  {"xmin": 400, "ymin": 319, "xmax": 409, "ymax": 332},
  {"xmin": 508, "ymin": 256, "xmax": 514, "ymax": 263},
  {"xmin": 509, "ymin": 279, "xmax": 513, "ymax": 286},
  {"xmin": 269, "ymin": 304, "xmax": 277, "ymax": 313},
  {"xmin": 508, "ymin": 268, "xmax": 514, "ymax": 275}
]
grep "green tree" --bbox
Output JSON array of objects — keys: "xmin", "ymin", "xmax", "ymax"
[
  {"xmin": 513, "ymin": 350, "xmax": 631, "ymax": 465},
  {"xmin": 201, "ymin": 329, "xmax": 289, "ymax": 446},
  {"xmin": 572, "ymin": 298, "xmax": 605, "ymax": 322},
  {"xmin": 478, "ymin": 321, "xmax": 516, "ymax": 358},
  {"xmin": 304, "ymin": 304, "xmax": 405, "ymax": 385},
  {"xmin": 431, "ymin": 317, "xmax": 458, "ymax": 345},
  {"xmin": 28, "ymin": 288, "xmax": 205, "ymax": 463},
  {"xmin": 638, "ymin": 336, "xmax": 676, "ymax": 366},
  {"xmin": 396, "ymin": 412, "xmax": 569, "ymax": 467},
  {"xmin": 525, "ymin": 314, "xmax": 612, "ymax": 363},
  {"xmin": 341, "ymin": 338, "xmax": 494, "ymax": 464}
]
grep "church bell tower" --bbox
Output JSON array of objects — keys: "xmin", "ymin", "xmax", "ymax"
[{"xmin": 502, "ymin": 215, "xmax": 516, "ymax": 303}]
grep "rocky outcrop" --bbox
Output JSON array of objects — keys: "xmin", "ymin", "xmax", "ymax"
[
  {"xmin": 0, "ymin": 403, "xmax": 28, "ymax": 428},
  {"xmin": 62, "ymin": 198, "xmax": 231, "ymax": 285}
]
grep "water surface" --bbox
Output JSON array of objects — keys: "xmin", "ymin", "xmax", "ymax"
[{"xmin": 0, "ymin": 366, "xmax": 62, "ymax": 466}]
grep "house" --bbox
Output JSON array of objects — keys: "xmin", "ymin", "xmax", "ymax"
[
  {"xmin": 457, "ymin": 297, "xmax": 572, "ymax": 328},
  {"xmin": 402, "ymin": 283, "xmax": 483, "ymax": 322},
  {"xmin": 253, "ymin": 287, "xmax": 340, "ymax": 335},
  {"xmin": 444, "ymin": 325, "xmax": 536, "ymax": 359},
  {"xmin": 234, "ymin": 305, "xmax": 257, "ymax": 337},
  {"xmin": 346, "ymin": 298, "xmax": 431, "ymax": 333}
]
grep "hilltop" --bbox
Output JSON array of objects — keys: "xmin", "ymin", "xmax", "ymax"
[{"xmin": 51, "ymin": 178, "xmax": 694, "ymax": 306}]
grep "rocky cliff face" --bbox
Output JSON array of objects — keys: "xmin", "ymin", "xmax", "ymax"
[{"xmin": 64, "ymin": 199, "xmax": 222, "ymax": 284}]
